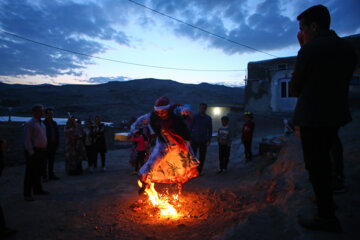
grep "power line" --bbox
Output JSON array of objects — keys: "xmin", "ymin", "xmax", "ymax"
[
  {"xmin": 0, "ymin": 29, "xmax": 247, "ymax": 72},
  {"xmin": 128, "ymin": 0, "xmax": 278, "ymax": 58}
]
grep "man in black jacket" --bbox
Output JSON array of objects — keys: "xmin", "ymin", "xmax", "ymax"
[
  {"xmin": 43, "ymin": 108, "xmax": 60, "ymax": 181},
  {"xmin": 290, "ymin": 5, "xmax": 357, "ymax": 232}
]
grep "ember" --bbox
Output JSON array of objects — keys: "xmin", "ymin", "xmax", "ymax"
[{"xmin": 138, "ymin": 180, "xmax": 181, "ymax": 219}]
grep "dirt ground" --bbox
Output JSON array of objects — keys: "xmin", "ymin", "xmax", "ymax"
[{"xmin": 1, "ymin": 111, "xmax": 360, "ymax": 240}]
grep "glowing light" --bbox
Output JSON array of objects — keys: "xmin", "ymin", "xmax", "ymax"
[
  {"xmin": 213, "ymin": 107, "xmax": 221, "ymax": 116},
  {"xmin": 137, "ymin": 180, "xmax": 180, "ymax": 219}
]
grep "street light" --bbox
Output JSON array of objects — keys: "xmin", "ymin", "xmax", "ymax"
[{"xmin": 213, "ymin": 107, "xmax": 221, "ymax": 116}]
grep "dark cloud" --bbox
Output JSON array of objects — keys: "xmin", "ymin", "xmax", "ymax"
[
  {"xmin": 0, "ymin": 0, "xmax": 131, "ymax": 76},
  {"xmin": 0, "ymin": 0, "xmax": 358, "ymax": 80},
  {"xmin": 149, "ymin": 0, "xmax": 359, "ymax": 55},
  {"xmin": 148, "ymin": 0, "xmax": 298, "ymax": 55}
]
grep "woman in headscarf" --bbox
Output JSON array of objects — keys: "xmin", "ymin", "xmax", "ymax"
[{"xmin": 64, "ymin": 116, "xmax": 86, "ymax": 175}]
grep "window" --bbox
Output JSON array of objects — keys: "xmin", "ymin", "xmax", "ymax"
[
  {"xmin": 280, "ymin": 79, "xmax": 294, "ymax": 98},
  {"xmin": 281, "ymin": 82, "xmax": 287, "ymax": 98}
]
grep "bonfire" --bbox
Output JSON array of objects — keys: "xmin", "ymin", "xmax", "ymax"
[{"xmin": 138, "ymin": 180, "xmax": 181, "ymax": 219}]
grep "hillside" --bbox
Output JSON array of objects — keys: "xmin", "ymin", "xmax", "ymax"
[{"xmin": 0, "ymin": 79, "xmax": 244, "ymax": 125}]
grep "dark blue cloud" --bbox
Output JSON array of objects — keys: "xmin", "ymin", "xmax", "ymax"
[
  {"xmin": 0, "ymin": 0, "xmax": 358, "ymax": 80},
  {"xmin": 149, "ymin": 0, "xmax": 360, "ymax": 55},
  {"xmin": 147, "ymin": 0, "xmax": 297, "ymax": 55},
  {"xmin": 0, "ymin": 0, "xmax": 131, "ymax": 76}
]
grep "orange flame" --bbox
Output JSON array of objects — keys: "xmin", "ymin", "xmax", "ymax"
[{"xmin": 138, "ymin": 180, "xmax": 180, "ymax": 219}]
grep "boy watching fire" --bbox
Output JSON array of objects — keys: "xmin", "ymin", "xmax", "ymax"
[
  {"xmin": 241, "ymin": 112, "xmax": 255, "ymax": 162},
  {"xmin": 217, "ymin": 116, "xmax": 232, "ymax": 174}
]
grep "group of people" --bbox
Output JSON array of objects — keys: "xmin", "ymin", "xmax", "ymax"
[
  {"xmin": 128, "ymin": 4, "xmax": 357, "ymax": 234},
  {"xmin": 130, "ymin": 97, "xmax": 256, "ymax": 195},
  {"xmin": 22, "ymin": 105, "xmax": 107, "ymax": 202},
  {"xmin": 64, "ymin": 115, "xmax": 107, "ymax": 175},
  {"xmin": 0, "ymin": 3, "xmax": 356, "ymax": 236},
  {"xmin": 0, "ymin": 106, "xmax": 108, "ymax": 238}
]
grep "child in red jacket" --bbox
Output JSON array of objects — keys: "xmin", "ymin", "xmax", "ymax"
[
  {"xmin": 131, "ymin": 130, "xmax": 147, "ymax": 174},
  {"xmin": 241, "ymin": 112, "xmax": 255, "ymax": 162}
]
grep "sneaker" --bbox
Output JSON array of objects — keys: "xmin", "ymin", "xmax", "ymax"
[
  {"xmin": 34, "ymin": 190, "xmax": 50, "ymax": 195},
  {"xmin": 133, "ymin": 171, "xmax": 138, "ymax": 175},
  {"xmin": 217, "ymin": 169, "xmax": 223, "ymax": 174},
  {"xmin": 298, "ymin": 214, "xmax": 342, "ymax": 232},
  {"xmin": 24, "ymin": 196, "xmax": 35, "ymax": 202}
]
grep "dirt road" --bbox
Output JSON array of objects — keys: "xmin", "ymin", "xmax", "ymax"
[{"xmin": 1, "ymin": 112, "xmax": 360, "ymax": 240}]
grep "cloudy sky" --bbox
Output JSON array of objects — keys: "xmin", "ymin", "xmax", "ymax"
[{"xmin": 0, "ymin": 0, "xmax": 359, "ymax": 86}]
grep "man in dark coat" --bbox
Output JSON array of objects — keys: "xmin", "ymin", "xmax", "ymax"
[
  {"xmin": 43, "ymin": 108, "xmax": 60, "ymax": 180},
  {"xmin": 289, "ymin": 5, "xmax": 357, "ymax": 232},
  {"xmin": 190, "ymin": 103, "xmax": 212, "ymax": 174}
]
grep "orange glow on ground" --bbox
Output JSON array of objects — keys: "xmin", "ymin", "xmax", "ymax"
[{"xmin": 138, "ymin": 180, "xmax": 181, "ymax": 219}]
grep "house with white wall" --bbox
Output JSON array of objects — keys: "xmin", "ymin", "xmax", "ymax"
[{"xmin": 245, "ymin": 34, "xmax": 360, "ymax": 113}]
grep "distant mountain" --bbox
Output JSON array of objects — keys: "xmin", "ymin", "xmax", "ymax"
[{"xmin": 0, "ymin": 78, "xmax": 244, "ymax": 125}]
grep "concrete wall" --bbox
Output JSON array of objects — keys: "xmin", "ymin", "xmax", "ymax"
[
  {"xmin": 245, "ymin": 34, "xmax": 360, "ymax": 113},
  {"xmin": 245, "ymin": 57, "xmax": 297, "ymax": 113},
  {"xmin": 269, "ymin": 71, "xmax": 297, "ymax": 112}
]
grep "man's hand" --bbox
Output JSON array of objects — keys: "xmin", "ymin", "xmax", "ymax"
[
  {"xmin": 297, "ymin": 31, "xmax": 304, "ymax": 47},
  {"xmin": 206, "ymin": 140, "xmax": 210, "ymax": 146}
]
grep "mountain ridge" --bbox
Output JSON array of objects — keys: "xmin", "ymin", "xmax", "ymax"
[{"xmin": 0, "ymin": 78, "xmax": 244, "ymax": 124}]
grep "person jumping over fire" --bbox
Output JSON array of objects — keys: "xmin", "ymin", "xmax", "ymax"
[{"xmin": 130, "ymin": 96, "xmax": 199, "ymax": 195}]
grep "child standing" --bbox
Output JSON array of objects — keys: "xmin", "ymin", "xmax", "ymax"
[
  {"xmin": 241, "ymin": 112, "xmax": 255, "ymax": 162},
  {"xmin": 83, "ymin": 120, "xmax": 96, "ymax": 172},
  {"xmin": 217, "ymin": 116, "xmax": 232, "ymax": 173},
  {"xmin": 131, "ymin": 130, "xmax": 146, "ymax": 175}
]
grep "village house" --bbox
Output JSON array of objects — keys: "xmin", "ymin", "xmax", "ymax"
[{"xmin": 245, "ymin": 34, "xmax": 360, "ymax": 113}]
